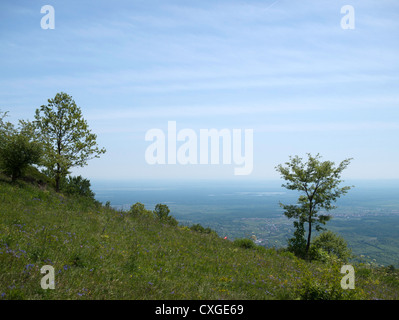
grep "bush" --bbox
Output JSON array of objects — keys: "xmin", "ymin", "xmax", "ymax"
[
  {"xmin": 277, "ymin": 249, "xmax": 296, "ymax": 259},
  {"xmin": 287, "ymin": 220, "xmax": 307, "ymax": 259},
  {"xmin": 60, "ymin": 175, "xmax": 95, "ymax": 199},
  {"xmin": 0, "ymin": 133, "xmax": 42, "ymax": 182},
  {"xmin": 299, "ymin": 280, "xmax": 345, "ymax": 300},
  {"xmin": 164, "ymin": 215, "xmax": 179, "ymax": 226},
  {"xmin": 310, "ymin": 230, "xmax": 352, "ymax": 262},
  {"xmin": 153, "ymin": 204, "xmax": 178, "ymax": 226},
  {"xmin": 190, "ymin": 223, "xmax": 214, "ymax": 234},
  {"xmin": 356, "ymin": 266, "xmax": 372, "ymax": 279},
  {"xmin": 308, "ymin": 247, "xmax": 333, "ymax": 263},
  {"xmin": 233, "ymin": 238, "xmax": 256, "ymax": 249},
  {"xmin": 129, "ymin": 202, "xmax": 154, "ymax": 218},
  {"xmin": 22, "ymin": 166, "xmax": 52, "ymax": 186},
  {"xmin": 154, "ymin": 204, "xmax": 170, "ymax": 220}
]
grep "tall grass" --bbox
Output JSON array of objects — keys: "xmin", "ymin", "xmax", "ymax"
[{"xmin": 1, "ymin": 176, "xmax": 398, "ymax": 300}]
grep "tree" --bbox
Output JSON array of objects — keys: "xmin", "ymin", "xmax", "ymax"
[
  {"xmin": 130, "ymin": 202, "xmax": 147, "ymax": 216},
  {"xmin": 130, "ymin": 202, "xmax": 154, "ymax": 218},
  {"xmin": 60, "ymin": 175, "xmax": 95, "ymax": 199},
  {"xmin": 0, "ymin": 111, "xmax": 43, "ymax": 182},
  {"xmin": 154, "ymin": 204, "xmax": 171, "ymax": 220},
  {"xmin": 0, "ymin": 111, "xmax": 14, "ymax": 139},
  {"xmin": 0, "ymin": 133, "xmax": 42, "ymax": 182},
  {"xmin": 275, "ymin": 153, "xmax": 352, "ymax": 258},
  {"xmin": 287, "ymin": 220, "xmax": 307, "ymax": 258},
  {"xmin": 154, "ymin": 204, "xmax": 178, "ymax": 226},
  {"xmin": 310, "ymin": 230, "xmax": 352, "ymax": 262},
  {"xmin": 33, "ymin": 92, "xmax": 106, "ymax": 192}
]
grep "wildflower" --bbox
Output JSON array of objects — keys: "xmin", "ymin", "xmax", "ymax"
[{"xmin": 24, "ymin": 263, "xmax": 35, "ymax": 270}]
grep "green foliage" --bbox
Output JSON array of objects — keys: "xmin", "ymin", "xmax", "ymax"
[
  {"xmin": 153, "ymin": 204, "xmax": 178, "ymax": 226},
  {"xmin": 0, "ymin": 134, "xmax": 42, "ymax": 182},
  {"xmin": 22, "ymin": 166, "xmax": 52, "ymax": 186},
  {"xmin": 299, "ymin": 279, "xmax": 345, "ymax": 300},
  {"xmin": 154, "ymin": 203, "xmax": 170, "ymax": 219},
  {"xmin": 0, "ymin": 178, "xmax": 398, "ymax": 300},
  {"xmin": 287, "ymin": 220, "xmax": 307, "ymax": 258},
  {"xmin": 0, "ymin": 110, "xmax": 13, "ymax": 137},
  {"xmin": 129, "ymin": 202, "xmax": 154, "ymax": 218},
  {"xmin": 129, "ymin": 203, "xmax": 178, "ymax": 226},
  {"xmin": 189, "ymin": 223, "xmax": 215, "ymax": 234},
  {"xmin": 0, "ymin": 112, "xmax": 43, "ymax": 182},
  {"xmin": 33, "ymin": 92, "xmax": 106, "ymax": 191},
  {"xmin": 356, "ymin": 266, "xmax": 372, "ymax": 279},
  {"xmin": 233, "ymin": 238, "xmax": 256, "ymax": 249},
  {"xmin": 60, "ymin": 175, "xmax": 95, "ymax": 199},
  {"xmin": 310, "ymin": 230, "xmax": 352, "ymax": 263},
  {"xmin": 276, "ymin": 153, "xmax": 353, "ymax": 256}
]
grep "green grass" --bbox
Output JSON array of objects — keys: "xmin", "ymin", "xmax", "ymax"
[{"xmin": 1, "ymin": 173, "xmax": 398, "ymax": 300}]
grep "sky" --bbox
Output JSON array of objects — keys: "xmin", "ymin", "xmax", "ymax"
[{"xmin": 0, "ymin": 0, "xmax": 398, "ymax": 181}]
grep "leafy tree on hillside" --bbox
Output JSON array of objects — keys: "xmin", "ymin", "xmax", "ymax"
[
  {"xmin": 33, "ymin": 92, "xmax": 106, "ymax": 192},
  {"xmin": 310, "ymin": 230, "xmax": 352, "ymax": 262},
  {"xmin": 130, "ymin": 202, "xmax": 154, "ymax": 218},
  {"xmin": 154, "ymin": 204, "xmax": 178, "ymax": 226},
  {"xmin": 287, "ymin": 220, "xmax": 307, "ymax": 258},
  {"xmin": 0, "ymin": 111, "xmax": 14, "ymax": 140},
  {"xmin": 154, "ymin": 204, "xmax": 170, "ymax": 220},
  {"xmin": 0, "ymin": 111, "xmax": 43, "ymax": 182},
  {"xmin": 276, "ymin": 153, "xmax": 353, "ymax": 258},
  {"xmin": 60, "ymin": 175, "xmax": 95, "ymax": 198}
]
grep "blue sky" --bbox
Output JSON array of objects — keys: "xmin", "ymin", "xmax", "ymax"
[{"xmin": 1, "ymin": 0, "xmax": 398, "ymax": 181}]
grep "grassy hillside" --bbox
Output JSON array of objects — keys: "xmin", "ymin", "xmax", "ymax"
[{"xmin": 0, "ymin": 174, "xmax": 398, "ymax": 300}]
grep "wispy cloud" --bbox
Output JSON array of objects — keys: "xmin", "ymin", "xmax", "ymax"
[{"xmin": 1, "ymin": 0, "xmax": 398, "ymax": 179}]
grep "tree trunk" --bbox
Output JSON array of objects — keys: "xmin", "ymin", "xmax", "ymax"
[
  {"xmin": 55, "ymin": 176, "xmax": 60, "ymax": 192},
  {"xmin": 305, "ymin": 206, "xmax": 312, "ymax": 259},
  {"xmin": 55, "ymin": 162, "xmax": 60, "ymax": 192}
]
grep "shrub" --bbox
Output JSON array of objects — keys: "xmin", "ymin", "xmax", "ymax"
[
  {"xmin": 356, "ymin": 266, "xmax": 372, "ymax": 279},
  {"xmin": 299, "ymin": 280, "xmax": 344, "ymax": 300},
  {"xmin": 310, "ymin": 230, "xmax": 352, "ymax": 262},
  {"xmin": 60, "ymin": 175, "xmax": 95, "ymax": 199},
  {"xmin": 190, "ymin": 223, "xmax": 214, "ymax": 234},
  {"xmin": 233, "ymin": 238, "xmax": 256, "ymax": 249},
  {"xmin": 154, "ymin": 204, "xmax": 170, "ymax": 220},
  {"xmin": 0, "ymin": 133, "xmax": 42, "ymax": 182},
  {"xmin": 164, "ymin": 215, "xmax": 179, "ymax": 226},
  {"xmin": 22, "ymin": 166, "xmax": 52, "ymax": 186},
  {"xmin": 129, "ymin": 202, "xmax": 154, "ymax": 218},
  {"xmin": 153, "ymin": 204, "xmax": 178, "ymax": 226},
  {"xmin": 190, "ymin": 223, "xmax": 205, "ymax": 233},
  {"xmin": 287, "ymin": 220, "xmax": 307, "ymax": 259}
]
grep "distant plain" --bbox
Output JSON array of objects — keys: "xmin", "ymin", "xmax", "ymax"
[{"xmin": 92, "ymin": 179, "xmax": 399, "ymax": 267}]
